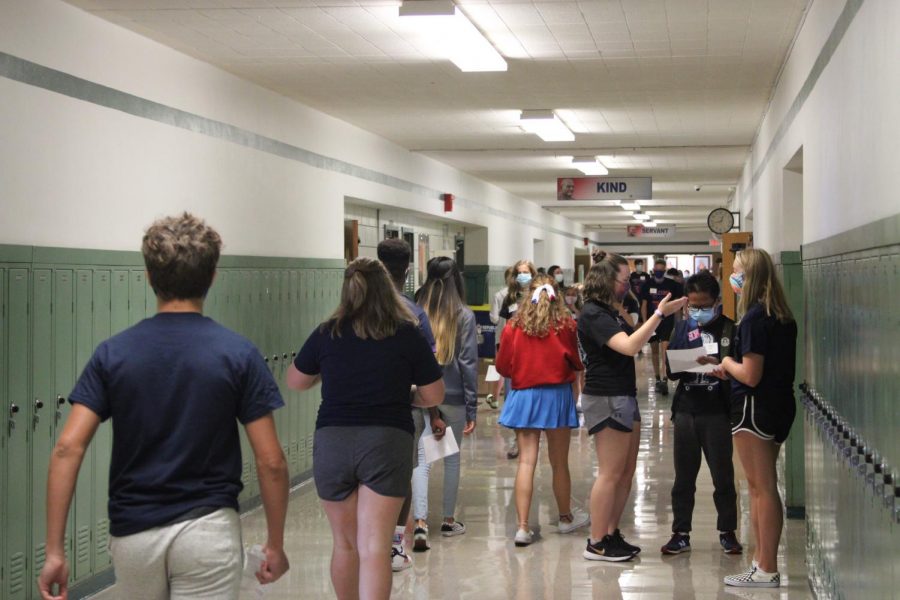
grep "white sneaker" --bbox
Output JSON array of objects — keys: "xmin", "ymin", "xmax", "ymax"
[
  {"xmin": 514, "ymin": 528, "xmax": 534, "ymax": 547},
  {"xmin": 391, "ymin": 545, "xmax": 412, "ymax": 572},
  {"xmin": 724, "ymin": 565, "xmax": 780, "ymax": 588},
  {"xmin": 558, "ymin": 507, "xmax": 590, "ymax": 534}
]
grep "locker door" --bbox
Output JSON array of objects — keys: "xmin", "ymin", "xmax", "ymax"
[
  {"xmin": 91, "ymin": 270, "xmax": 113, "ymax": 570},
  {"xmin": 4, "ymin": 269, "xmax": 30, "ymax": 600},
  {"xmin": 129, "ymin": 270, "xmax": 147, "ymax": 326},
  {"xmin": 0, "ymin": 269, "xmax": 5, "ymax": 596},
  {"xmin": 53, "ymin": 269, "xmax": 76, "ymax": 581},
  {"xmin": 72, "ymin": 271, "xmax": 94, "ymax": 581},
  {"xmin": 31, "ymin": 269, "xmax": 55, "ymax": 594},
  {"xmin": 145, "ymin": 271, "xmax": 157, "ymax": 318},
  {"xmin": 111, "ymin": 271, "xmax": 129, "ymax": 336},
  {"xmin": 288, "ymin": 271, "xmax": 301, "ymax": 474}
]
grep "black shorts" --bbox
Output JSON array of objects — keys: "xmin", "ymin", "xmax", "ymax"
[
  {"xmin": 650, "ymin": 318, "xmax": 675, "ymax": 344},
  {"xmin": 730, "ymin": 395, "xmax": 796, "ymax": 444},
  {"xmin": 313, "ymin": 426, "xmax": 413, "ymax": 501}
]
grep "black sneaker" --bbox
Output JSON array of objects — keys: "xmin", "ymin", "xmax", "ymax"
[
  {"xmin": 412, "ymin": 526, "xmax": 430, "ymax": 552},
  {"xmin": 583, "ymin": 535, "xmax": 633, "ymax": 562},
  {"xmin": 612, "ymin": 529, "xmax": 641, "ymax": 555},
  {"xmin": 720, "ymin": 531, "xmax": 743, "ymax": 554},
  {"xmin": 661, "ymin": 533, "xmax": 691, "ymax": 555}
]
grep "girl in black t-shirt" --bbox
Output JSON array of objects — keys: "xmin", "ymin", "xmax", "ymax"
[
  {"xmin": 707, "ymin": 248, "xmax": 797, "ymax": 588},
  {"xmin": 578, "ymin": 251, "xmax": 686, "ymax": 562}
]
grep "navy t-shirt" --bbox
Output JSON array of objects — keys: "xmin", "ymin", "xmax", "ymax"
[
  {"xmin": 577, "ymin": 300, "xmax": 637, "ymax": 397},
  {"xmin": 403, "ymin": 295, "xmax": 436, "ymax": 352},
  {"xmin": 294, "ymin": 321, "xmax": 443, "ymax": 434},
  {"xmin": 640, "ymin": 277, "xmax": 683, "ymax": 328},
  {"xmin": 69, "ymin": 312, "xmax": 284, "ymax": 537},
  {"xmin": 731, "ymin": 303, "xmax": 797, "ymax": 398}
]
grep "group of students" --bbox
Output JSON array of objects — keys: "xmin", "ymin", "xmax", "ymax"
[
  {"xmin": 484, "ymin": 248, "xmax": 797, "ymax": 589},
  {"xmin": 36, "ymin": 212, "xmax": 798, "ymax": 600}
]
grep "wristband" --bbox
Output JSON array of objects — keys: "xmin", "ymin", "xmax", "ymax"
[{"xmin": 654, "ymin": 309, "xmax": 664, "ymax": 319}]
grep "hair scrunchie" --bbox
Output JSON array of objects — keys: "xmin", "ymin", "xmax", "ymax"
[{"xmin": 531, "ymin": 284, "xmax": 556, "ymax": 304}]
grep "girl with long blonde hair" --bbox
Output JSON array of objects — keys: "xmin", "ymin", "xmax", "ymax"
[
  {"xmin": 709, "ymin": 248, "xmax": 797, "ymax": 588},
  {"xmin": 496, "ymin": 274, "xmax": 588, "ymax": 546},
  {"xmin": 410, "ymin": 257, "xmax": 478, "ymax": 547}
]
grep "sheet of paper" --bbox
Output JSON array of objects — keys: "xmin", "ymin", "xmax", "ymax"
[
  {"xmin": 422, "ymin": 425, "xmax": 460, "ymax": 464},
  {"xmin": 667, "ymin": 347, "xmax": 718, "ymax": 374}
]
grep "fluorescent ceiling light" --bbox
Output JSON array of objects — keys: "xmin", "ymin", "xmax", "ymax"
[
  {"xmin": 399, "ymin": 0, "xmax": 507, "ymax": 72},
  {"xmin": 572, "ymin": 156, "xmax": 608, "ymax": 176},
  {"xmin": 519, "ymin": 109, "xmax": 575, "ymax": 142},
  {"xmin": 621, "ymin": 202, "xmax": 640, "ymax": 211},
  {"xmin": 634, "ymin": 212, "xmax": 650, "ymax": 221},
  {"xmin": 645, "ymin": 220, "xmax": 657, "ymax": 227}
]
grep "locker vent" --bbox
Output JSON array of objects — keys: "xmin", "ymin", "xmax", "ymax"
[
  {"xmin": 34, "ymin": 542, "xmax": 47, "ymax": 572},
  {"xmin": 9, "ymin": 552, "xmax": 25, "ymax": 594},
  {"xmin": 96, "ymin": 519, "xmax": 110, "ymax": 555},
  {"xmin": 76, "ymin": 526, "xmax": 91, "ymax": 563}
]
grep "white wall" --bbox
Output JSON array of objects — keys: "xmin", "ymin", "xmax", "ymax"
[
  {"xmin": 0, "ymin": 0, "xmax": 584, "ymax": 265},
  {"xmin": 736, "ymin": 0, "xmax": 900, "ymax": 251}
]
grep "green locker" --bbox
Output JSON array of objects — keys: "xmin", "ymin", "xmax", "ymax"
[
  {"xmin": 288, "ymin": 270, "xmax": 301, "ymax": 474},
  {"xmin": 112, "ymin": 271, "xmax": 129, "ymax": 336},
  {"xmin": 53, "ymin": 269, "xmax": 77, "ymax": 582},
  {"xmin": 31, "ymin": 269, "xmax": 55, "ymax": 594},
  {"xmin": 129, "ymin": 270, "xmax": 146, "ymax": 326},
  {"xmin": 145, "ymin": 270, "xmax": 157, "ymax": 319},
  {"xmin": 298, "ymin": 270, "xmax": 311, "ymax": 471},
  {"xmin": 4, "ymin": 269, "xmax": 30, "ymax": 600},
  {"xmin": 72, "ymin": 270, "xmax": 93, "ymax": 580},
  {"xmin": 0, "ymin": 269, "xmax": 5, "ymax": 597},
  {"xmin": 91, "ymin": 270, "xmax": 112, "ymax": 570}
]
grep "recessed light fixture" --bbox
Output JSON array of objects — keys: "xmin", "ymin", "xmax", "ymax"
[
  {"xmin": 633, "ymin": 212, "xmax": 650, "ymax": 221},
  {"xmin": 621, "ymin": 202, "xmax": 640, "ymax": 211},
  {"xmin": 571, "ymin": 156, "xmax": 608, "ymax": 176},
  {"xmin": 644, "ymin": 220, "xmax": 657, "ymax": 227},
  {"xmin": 399, "ymin": 0, "xmax": 507, "ymax": 72},
  {"xmin": 519, "ymin": 110, "xmax": 575, "ymax": 142}
]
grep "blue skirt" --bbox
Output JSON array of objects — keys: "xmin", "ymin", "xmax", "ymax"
[{"xmin": 498, "ymin": 383, "xmax": 578, "ymax": 430}]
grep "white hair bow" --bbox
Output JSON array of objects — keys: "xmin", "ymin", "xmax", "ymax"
[{"xmin": 531, "ymin": 284, "xmax": 556, "ymax": 304}]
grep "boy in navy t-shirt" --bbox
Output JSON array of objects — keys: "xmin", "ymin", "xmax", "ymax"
[
  {"xmin": 38, "ymin": 213, "xmax": 290, "ymax": 599},
  {"xmin": 640, "ymin": 259, "xmax": 683, "ymax": 395}
]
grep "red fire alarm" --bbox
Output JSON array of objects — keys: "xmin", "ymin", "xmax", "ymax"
[{"xmin": 442, "ymin": 193, "xmax": 454, "ymax": 212}]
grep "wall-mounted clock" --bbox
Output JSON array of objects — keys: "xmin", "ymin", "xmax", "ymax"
[{"xmin": 707, "ymin": 207, "xmax": 735, "ymax": 235}]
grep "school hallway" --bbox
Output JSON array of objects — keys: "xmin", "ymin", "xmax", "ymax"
[{"xmin": 107, "ymin": 354, "xmax": 811, "ymax": 600}]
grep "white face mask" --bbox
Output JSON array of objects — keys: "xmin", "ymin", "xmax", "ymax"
[
  {"xmin": 565, "ymin": 296, "xmax": 576, "ymax": 306},
  {"xmin": 554, "ymin": 273, "xmax": 564, "ymax": 283}
]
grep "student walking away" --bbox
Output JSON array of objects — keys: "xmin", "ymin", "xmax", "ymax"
[
  {"xmin": 38, "ymin": 213, "xmax": 290, "ymax": 600},
  {"xmin": 579, "ymin": 251, "xmax": 686, "ymax": 562},
  {"xmin": 496, "ymin": 275, "xmax": 588, "ymax": 547},
  {"xmin": 496, "ymin": 260, "xmax": 538, "ymax": 459},
  {"xmin": 411, "ymin": 257, "xmax": 478, "ymax": 550},
  {"xmin": 376, "ymin": 238, "xmax": 437, "ymax": 572},
  {"xmin": 661, "ymin": 271, "xmax": 742, "ymax": 556},
  {"xmin": 708, "ymin": 249, "xmax": 797, "ymax": 588},
  {"xmin": 288, "ymin": 257, "xmax": 444, "ymax": 600},
  {"xmin": 640, "ymin": 259, "xmax": 684, "ymax": 396},
  {"xmin": 487, "ymin": 266, "xmax": 516, "ymax": 410}
]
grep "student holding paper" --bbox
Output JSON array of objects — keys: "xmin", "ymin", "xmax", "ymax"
[
  {"xmin": 661, "ymin": 271, "xmax": 742, "ymax": 556},
  {"xmin": 411, "ymin": 257, "xmax": 478, "ymax": 549},
  {"xmin": 287, "ymin": 257, "xmax": 444, "ymax": 600},
  {"xmin": 496, "ymin": 274, "xmax": 587, "ymax": 547},
  {"xmin": 709, "ymin": 249, "xmax": 797, "ymax": 588},
  {"xmin": 578, "ymin": 251, "xmax": 686, "ymax": 562}
]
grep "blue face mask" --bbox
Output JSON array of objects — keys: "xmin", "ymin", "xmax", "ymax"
[
  {"xmin": 689, "ymin": 306, "xmax": 717, "ymax": 326},
  {"xmin": 653, "ymin": 269, "xmax": 665, "ymax": 279},
  {"xmin": 729, "ymin": 272, "xmax": 744, "ymax": 295},
  {"xmin": 516, "ymin": 273, "xmax": 532, "ymax": 286}
]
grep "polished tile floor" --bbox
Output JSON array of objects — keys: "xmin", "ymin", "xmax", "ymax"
[{"xmin": 94, "ymin": 355, "xmax": 812, "ymax": 599}]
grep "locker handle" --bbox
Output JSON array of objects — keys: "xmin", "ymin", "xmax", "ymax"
[
  {"xmin": 35, "ymin": 398, "xmax": 44, "ymax": 410},
  {"xmin": 57, "ymin": 395, "xmax": 66, "ymax": 407},
  {"xmin": 9, "ymin": 403, "xmax": 19, "ymax": 415},
  {"xmin": 283, "ymin": 353, "xmax": 288, "ymax": 360},
  {"xmin": 272, "ymin": 355, "xmax": 279, "ymax": 361}
]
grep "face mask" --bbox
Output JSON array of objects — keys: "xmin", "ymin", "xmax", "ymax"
[
  {"xmin": 689, "ymin": 306, "xmax": 717, "ymax": 326},
  {"xmin": 729, "ymin": 272, "xmax": 744, "ymax": 295},
  {"xmin": 635, "ymin": 266, "xmax": 643, "ymax": 274},
  {"xmin": 516, "ymin": 273, "xmax": 532, "ymax": 286},
  {"xmin": 653, "ymin": 269, "xmax": 665, "ymax": 279},
  {"xmin": 565, "ymin": 296, "xmax": 576, "ymax": 306},
  {"xmin": 554, "ymin": 273, "xmax": 564, "ymax": 283}
]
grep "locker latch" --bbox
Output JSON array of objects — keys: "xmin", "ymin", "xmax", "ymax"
[{"xmin": 8, "ymin": 402, "xmax": 19, "ymax": 436}]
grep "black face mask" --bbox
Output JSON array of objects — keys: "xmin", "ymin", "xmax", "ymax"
[{"xmin": 653, "ymin": 269, "xmax": 665, "ymax": 279}]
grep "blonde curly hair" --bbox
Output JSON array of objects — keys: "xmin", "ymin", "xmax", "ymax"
[{"xmin": 509, "ymin": 274, "xmax": 575, "ymax": 337}]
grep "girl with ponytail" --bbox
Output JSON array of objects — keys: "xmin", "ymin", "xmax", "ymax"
[{"xmin": 495, "ymin": 274, "xmax": 588, "ymax": 546}]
